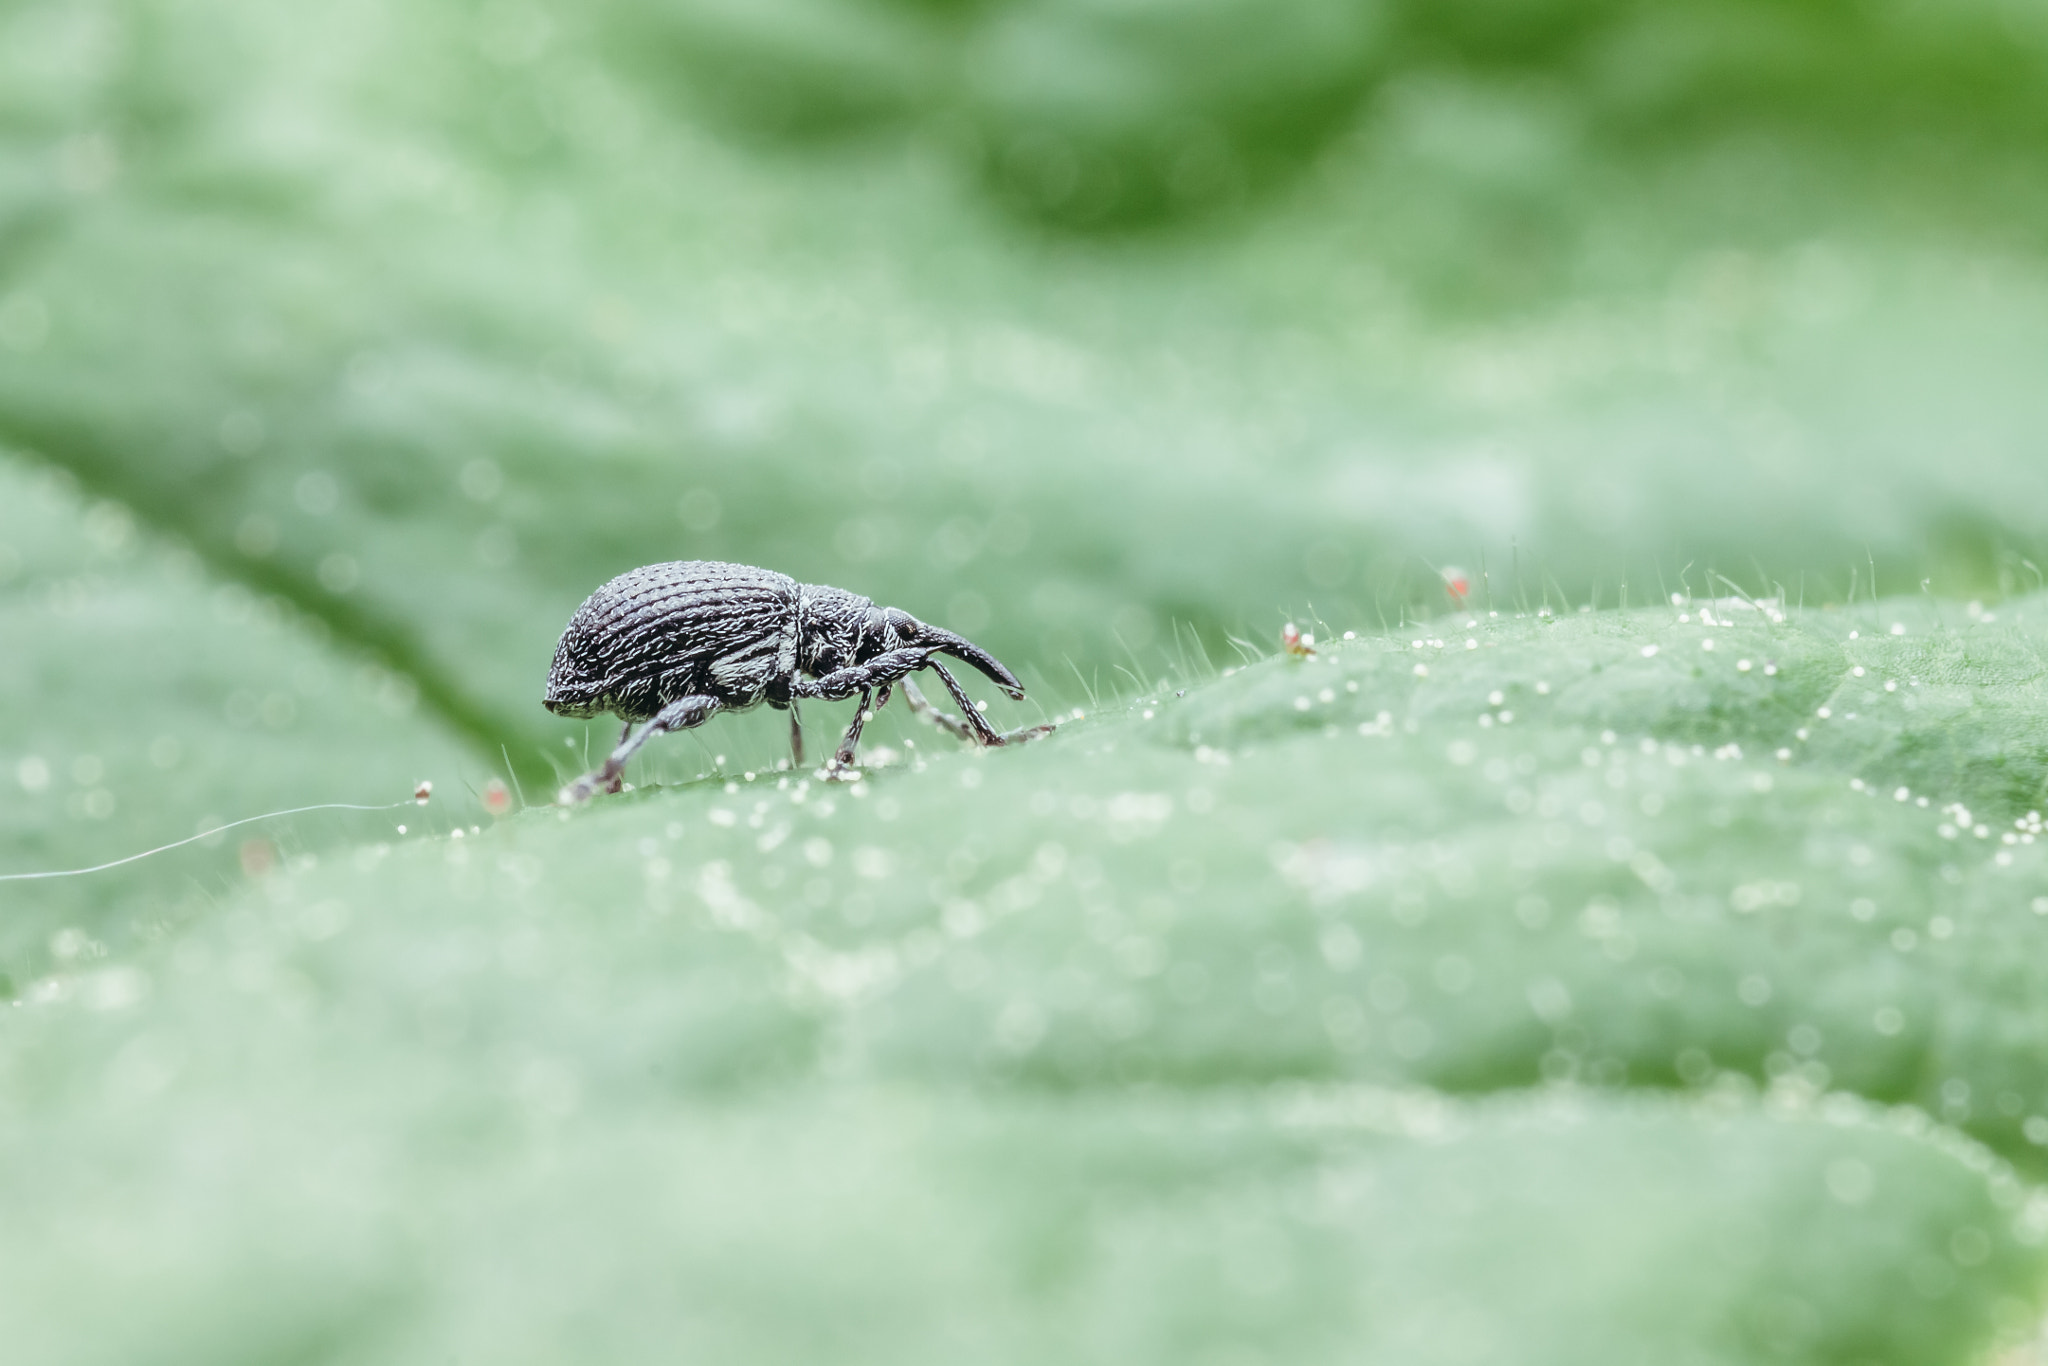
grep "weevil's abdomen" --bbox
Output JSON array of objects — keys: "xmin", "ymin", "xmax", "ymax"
[{"xmin": 544, "ymin": 561, "xmax": 799, "ymax": 720}]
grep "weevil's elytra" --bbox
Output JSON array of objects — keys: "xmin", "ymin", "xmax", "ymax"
[{"xmin": 545, "ymin": 560, "xmax": 1053, "ymax": 802}]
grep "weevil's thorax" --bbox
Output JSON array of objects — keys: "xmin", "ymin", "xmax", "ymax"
[
  {"xmin": 795, "ymin": 584, "xmax": 874, "ymax": 677},
  {"xmin": 857, "ymin": 604, "xmax": 907, "ymax": 663}
]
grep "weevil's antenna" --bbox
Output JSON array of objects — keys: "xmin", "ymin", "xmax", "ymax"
[{"xmin": 0, "ymin": 783, "xmax": 435, "ymax": 882}]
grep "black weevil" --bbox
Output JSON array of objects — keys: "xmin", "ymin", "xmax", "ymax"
[{"xmin": 545, "ymin": 560, "xmax": 1052, "ymax": 801}]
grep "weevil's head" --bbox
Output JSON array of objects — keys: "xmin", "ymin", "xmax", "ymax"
[
  {"xmin": 876, "ymin": 606, "xmax": 1027, "ymax": 700},
  {"xmin": 543, "ymin": 618, "xmax": 610, "ymax": 717}
]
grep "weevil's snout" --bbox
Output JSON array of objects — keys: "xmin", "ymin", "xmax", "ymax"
[{"xmin": 902, "ymin": 617, "xmax": 1026, "ymax": 699}]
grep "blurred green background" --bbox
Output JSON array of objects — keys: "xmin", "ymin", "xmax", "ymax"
[{"xmin": 7, "ymin": 0, "xmax": 2048, "ymax": 1361}]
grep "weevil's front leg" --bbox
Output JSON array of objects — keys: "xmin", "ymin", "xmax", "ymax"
[
  {"xmin": 790, "ymin": 647, "xmax": 936, "ymax": 702},
  {"xmin": 907, "ymin": 668, "xmax": 1058, "ymax": 749},
  {"xmin": 900, "ymin": 676, "xmax": 976, "ymax": 742},
  {"xmin": 561, "ymin": 695, "xmax": 722, "ymax": 804},
  {"xmin": 788, "ymin": 701, "xmax": 805, "ymax": 769},
  {"xmin": 929, "ymin": 661, "xmax": 1007, "ymax": 744}
]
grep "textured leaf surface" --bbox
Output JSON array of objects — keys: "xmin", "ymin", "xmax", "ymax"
[
  {"xmin": 0, "ymin": 453, "xmax": 478, "ymax": 985},
  {"xmin": 9, "ymin": 570, "xmax": 2048, "ymax": 1360}
]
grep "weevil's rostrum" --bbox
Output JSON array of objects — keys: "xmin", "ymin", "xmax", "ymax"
[{"xmin": 546, "ymin": 561, "xmax": 1052, "ymax": 801}]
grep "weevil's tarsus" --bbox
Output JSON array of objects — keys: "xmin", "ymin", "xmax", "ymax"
[{"xmin": 905, "ymin": 675, "xmax": 1057, "ymax": 749}]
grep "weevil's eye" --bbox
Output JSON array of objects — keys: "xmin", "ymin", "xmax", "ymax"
[{"xmin": 884, "ymin": 608, "xmax": 918, "ymax": 639}]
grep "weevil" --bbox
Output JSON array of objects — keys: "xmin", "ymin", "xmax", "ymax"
[{"xmin": 544, "ymin": 560, "xmax": 1053, "ymax": 802}]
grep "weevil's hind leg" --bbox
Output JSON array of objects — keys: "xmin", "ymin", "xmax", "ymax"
[
  {"xmin": 788, "ymin": 702, "xmax": 805, "ymax": 770},
  {"xmin": 603, "ymin": 721, "xmax": 632, "ymax": 793},
  {"xmin": 561, "ymin": 695, "xmax": 722, "ymax": 804},
  {"xmin": 907, "ymin": 668, "xmax": 1059, "ymax": 749}
]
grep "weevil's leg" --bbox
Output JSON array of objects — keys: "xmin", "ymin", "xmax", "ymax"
[
  {"xmin": 830, "ymin": 688, "xmax": 873, "ymax": 769},
  {"xmin": 900, "ymin": 676, "xmax": 977, "ymax": 743},
  {"xmin": 604, "ymin": 721, "xmax": 633, "ymax": 792},
  {"xmin": 997, "ymin": 720, "xmax": 1060, "ymax": 745},
  {"xmin": 561, "ymin": 695, "xmax": 722, "ymax": 804},
  {"xmin": 788, "ymin": 701, "xmax": 805, "ymax": 769},
  {"xmin": 828, "ymin": 682, "xmax": 900, "ymax": 769},
  {"xmin": 906, "ymin": 670, "xmax": 1059, "ymax": 749},
  {"xmin": 928, "ymin": 660, "xmax": 1007, "ymax": 745},
  {"xmin": 790, "ymin": 647, "xmax": 936, "ymax": 702},
  {"xmin": 829, "ymin": 683, "xmax": 898, "ymax": 771}
]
